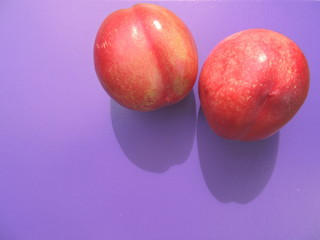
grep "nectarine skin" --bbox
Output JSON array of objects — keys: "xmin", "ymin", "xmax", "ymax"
[
  {"xmin": 199, "ymin": 29, "xmax": 309, "ymax": 141},
  {"xmin": 94, "ymin": 4, "xmax": 198, "ymax": 111}
]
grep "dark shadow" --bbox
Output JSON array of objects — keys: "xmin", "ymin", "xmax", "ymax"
[
  {"xmin": 111, "ymin": 91, "xmax": 196, "ymax": 173},
  {"xmin": 197, "ymin": 109, "xmax": 279, "ymax": 204}
]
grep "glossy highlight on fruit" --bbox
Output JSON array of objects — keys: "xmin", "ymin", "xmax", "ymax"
[
  {"xmin": 199, "ymin": 29, "xmax": 309, "ymax": 141},
  {"xmin": 94, "ymin": 4, "xmax": 198, "ymax": 111}
]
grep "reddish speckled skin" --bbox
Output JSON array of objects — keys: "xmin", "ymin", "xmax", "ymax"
[
  {"xmin": 199, "ymin": 29, "xmax": 309, "ymax": 141},
  {"xmin": 94, "ymin": 4, "xmax": 198, "ymax": 111}
]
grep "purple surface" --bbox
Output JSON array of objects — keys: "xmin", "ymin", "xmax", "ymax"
[{"xmin": 1, "ymin": 1, "xmax": 320, "ymax": 239}]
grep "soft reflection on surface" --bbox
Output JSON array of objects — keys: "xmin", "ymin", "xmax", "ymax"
[
  {"xmin": 258, "ymin": 52, "xmax": 267, "ymax": 63},
  {"xmin": 111, "ymin": 92, "xmax": 196, "ymax": 173},
  {"xmin": 131, "ymin": 26, "xmax": 139, "ymax": 39},
  {"xmin": 197, "ymin": 109, "xmax": 279, "ymax": 204},
  {"xmin": 153, "ymin": 20, "xmax": 162, "ymax": 30}
]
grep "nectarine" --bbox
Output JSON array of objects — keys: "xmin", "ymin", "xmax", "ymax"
[
  {"xmin": 199, "ymin": 29, "xmax": 309, "ymax": 141},
  {"xmin": 94, "ymin": 4, "xmax": 198, "ymax": 111}
]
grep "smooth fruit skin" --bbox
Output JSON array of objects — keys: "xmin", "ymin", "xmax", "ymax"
[
  {"xmin": 199, "ymin": 29, "xmax": 309, "ymax": 141},
  {"xmin": 94, "ymin": 4, "xmax": 198, "ymax": 111}
]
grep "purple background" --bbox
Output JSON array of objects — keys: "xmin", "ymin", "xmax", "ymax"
[{"xmin": 1, "ymin": 1, "xmax": 320, "ymax": 239}]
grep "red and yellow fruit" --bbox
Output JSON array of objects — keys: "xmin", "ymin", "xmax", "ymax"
[
  {"xmin": 94, "ymin": 4, "xmax": 198, "ymax": 111},
  {"xmin": 199, "ymin": 29, "xmax": 309, "ymax": 141}
]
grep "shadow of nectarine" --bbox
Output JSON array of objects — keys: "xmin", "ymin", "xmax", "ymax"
[
  {"xmin": 111, "ymin": 91, "xmax": 196, "ymax": 173},
  {"xmin": 197, "ymin": 109, "xmax": 279, "ymax": 204}
]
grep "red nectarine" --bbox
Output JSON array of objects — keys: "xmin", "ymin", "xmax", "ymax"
[
  {"xmin": 94, "ymin": 4, "xmax": 198, "ymax": 111},
  {"xmin": 199, "ymin": 29, "xmax": 309, "ymax": 141}
]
